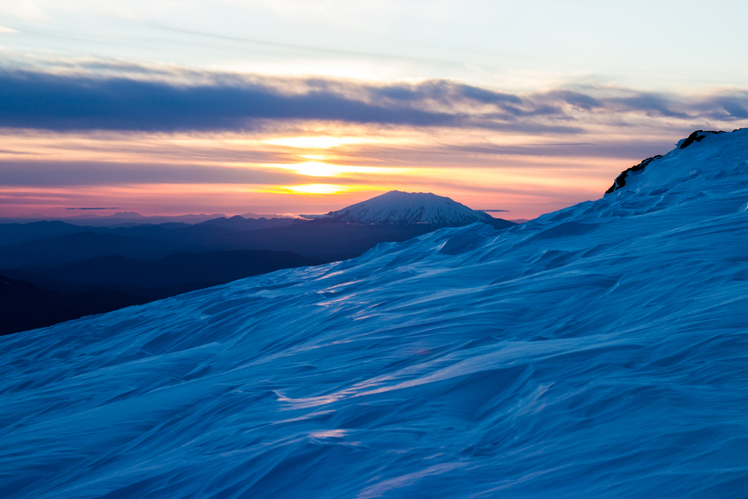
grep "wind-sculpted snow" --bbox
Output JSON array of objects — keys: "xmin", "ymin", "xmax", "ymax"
[{"xmin": 2, "ymin": 131, "xmax": 748, "ymax": 497}]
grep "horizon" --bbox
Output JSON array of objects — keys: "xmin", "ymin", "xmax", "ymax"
[
  {"xmin": 2, "ymin": 1, "xmax": 748, "ymax": 220},
  {"xmin": 0, "ymin": 189, "xmax": 526, "ymax": 222}
]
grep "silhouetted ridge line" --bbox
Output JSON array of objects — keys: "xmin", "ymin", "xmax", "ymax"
[{"xmin": 605, "ymin": 155, "xmax": 662, "ymax": 194}]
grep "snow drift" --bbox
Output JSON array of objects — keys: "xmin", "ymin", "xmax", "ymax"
[{"xmin": 1, "ymin": 130, "xmax": 748, "ymax": 498}]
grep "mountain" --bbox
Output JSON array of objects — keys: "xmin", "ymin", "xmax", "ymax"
[
  {"xmin": 0, "ymin": 194, "xmax": 513, "ymax": 335},
  {"xmin": 0, "ymin": 274, "xmax": 148, "ymax": 335},
  {"xmin": 0, "ymin": 231, "xmax": 190, "ymax": 268},
  {"xmin": 17, "ymin": 250, "xmax": 322, "ymax": 289},
  {"xmin": 0, "ymin": 220, "xmax": 110, "ymax": 246},
  {"xmin": 197, "ymin": 215, "xmax": 301, "ymax": 231},
  {"xmin": 61, "ymin": 212, "xmax": 228, "ymax": 227},
  {"xmin": 0, "ymin": 250, "xmax": 322, "ymax": 335},
  {"xmin": 0, "ymin": 193, "xmax": 512, "ymax": 268},
  {"xmin": 325, "ymin": 190, "xmax": 514, "ymax": 229},
  {"xmin": 2, "ymin": 131, "xmax": 746, "ymax": 496},
  {"xmin": 218, "ymin": 219, "xmax": 444, "ymax": 261}
]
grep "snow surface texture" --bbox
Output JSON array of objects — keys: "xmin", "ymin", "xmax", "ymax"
[
  {"xmin": 2, "ymin": 131, "xmax": 748, "ymax": 498},
  {"xmin": 326, "ymin": 190, "xmax": 497, "ymax": 225}
]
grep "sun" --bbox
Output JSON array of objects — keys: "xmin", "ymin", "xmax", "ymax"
[
  {"xmin": 264, "ymin": 136, "xmax": 379, "ymax": 149},
  {"xmin": 263, "ymin": 161, "xmax": 398, "ymax": 178},
  {"xmin": 277, "ymin": 184, "xmax": 351, "ymax": 195}
]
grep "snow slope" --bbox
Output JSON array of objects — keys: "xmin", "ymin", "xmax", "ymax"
[
  {"xmin": 326, "ymin": 190, "xmax": 498, "ymax": 225},
  {"xmin": 1, "ymin": 130, "xmax": 748, "ymax": 498}
]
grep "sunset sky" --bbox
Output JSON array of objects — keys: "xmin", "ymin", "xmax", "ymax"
[{"xmin": 1, "ymin": 1, "xmax": 748, "ymax": 220}]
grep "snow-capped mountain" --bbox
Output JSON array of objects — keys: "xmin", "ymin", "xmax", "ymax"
[
  {"xmin": 1, "ymin": 130, "xmax": 747, "ymax": 498},
  {"xmin": 326, "ymin": 190, "xmax": 502, "ymax": 226}
]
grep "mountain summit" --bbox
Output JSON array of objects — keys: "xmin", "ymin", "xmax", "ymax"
[{"xmin": 326, "ymin": 190, "xmax": 511, "ymax": 228}]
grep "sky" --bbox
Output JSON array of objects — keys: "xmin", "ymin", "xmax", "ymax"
[{"xmin": 1, "ymin": 1, "xmax": 748, "ymax": 220}]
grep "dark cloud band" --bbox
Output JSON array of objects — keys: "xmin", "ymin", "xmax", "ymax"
[
  {"xmin": 0, "ymin": 160, "xmax": 299, "ymax": 186},
  {"xmin": 0, "ymin": 70, "xmax": 462, "ymax": 132},
  {"xmin": 0, "ymin": 68, "xmax": 747, "ymax": 133}
]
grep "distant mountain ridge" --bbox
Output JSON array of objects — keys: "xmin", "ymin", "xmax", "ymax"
[
  {"xmin": 0, "ymin": 212, "xmax": 229, "ymax": 227},
  {"xmin": 198, "ymin": 215, "xmax": 301, "ymax": 231},
  {"xmin": 0, "ymin": 190, "xmax": 516, "ymax": 334},
  {"xmin": 326, "ymin": 191, "xmax": 513, "ymax": 229}
]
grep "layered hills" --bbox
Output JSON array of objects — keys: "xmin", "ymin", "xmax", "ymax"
[
  {"xmin": 0, "ymin": 193, "xmax": 512, "ymax": 334},
  {"xmin": 1, "ymin": 130, "xmax": 746, "ymax": 497}
]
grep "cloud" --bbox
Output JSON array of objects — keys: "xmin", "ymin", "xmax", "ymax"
[
  {"xmin": 369, "ymin": 80, "xmax": 522, "ymax": 108},
  {"xmin": 541, "ymin": 90, "xmax": 602, "ymax": 110},
  {"xmin": 0, "ymin": 68, "xmax": 580, "ymax": 133},
  {"xmin": 540, "ymin": 84, "xmax": 748, "ymax": 124},
  {"xmin": 444, "ymin": 140, "xmax": 676, "ymax": 160},
  {"xmin": 694, "ymin": 91, "xmax": 748, "ymax": 120},
  {"xmin": 0, "ymin": 67, "xmax": 747, "ymax": 135},
  {"xmin": 0, "ymin": 69, "xmax": 459, "ymax": 131},
  {"xmin": 66, "ymin": 207, "xmax": 120, "ymax": 210},
  {"xmin": 607, "ymin": 93, "xmax": 691, "ymax": 119},
  {"xmin": 0, "ymin": 160, "xmax": 300, "ymax": 186},
  {"xmin": 455, "ymin": 84, "xmax": 522, "ymax": 105}
]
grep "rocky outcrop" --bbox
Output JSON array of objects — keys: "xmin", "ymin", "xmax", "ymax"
[
  {"xmin": 605, "ymin": 155, "xmax": 662, "ymax": 194},
  {"xmin": 606, "ymin": 130, "xmax": 735, "ymax": 195},
  {"xmin": 680, "ymin": 130, "xmax": 724, "ymax": 149}
]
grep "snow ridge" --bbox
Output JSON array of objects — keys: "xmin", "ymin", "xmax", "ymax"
[
  {"xmin": 327, "ymin": 190, "xmax": 496, "ymax": 225},
  {"xmin": 1, "ymin": 130, "xmax": 748, "ymax": 498}
]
